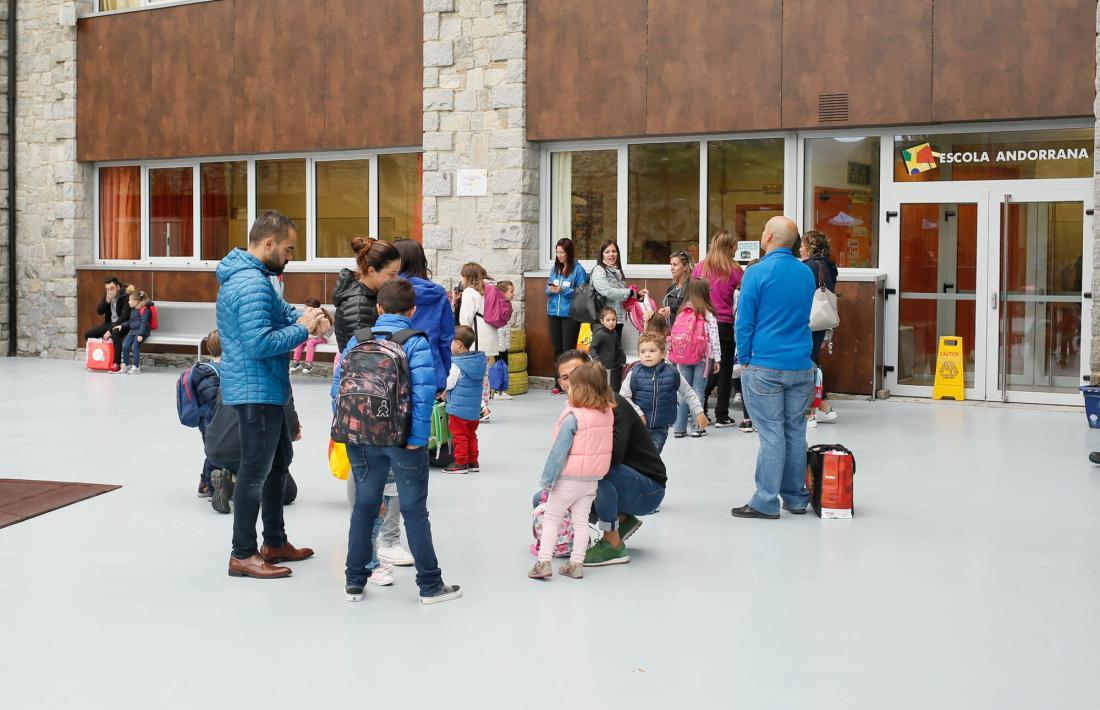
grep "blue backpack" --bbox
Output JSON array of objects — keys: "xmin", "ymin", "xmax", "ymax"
[
  {"xmin": 489, "ymin": 358, "xmax": 509, "ymax": 393},
  {"xmin": 176, "ymin": 362, "xmax": 220, "ymax": 428}
]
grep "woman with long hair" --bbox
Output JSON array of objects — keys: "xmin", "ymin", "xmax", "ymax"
[
  {"xmin": 393, "ymin": 238, "xmax": 455, "ymax": 394},
  {"xmin": 801, "ymin": 230, "xmax": 839, "ymax": 426},
  {"xmin": 660, "ymin": 250, "xmax": 692, "ymax": 326},
  {"xmin": 692, "ymin": 230, "xmax": 744, "ymax": 428},
  {"xmin": 545, "ymin": 238, "xmax": 589, "ymax": 394},
  {"xmin": 589, "ymin": 241, "xmax": 636, "ymax": 335},
  {"xmin": 332, "ymin": 237, "xmax": 400, "ymax": 352}
]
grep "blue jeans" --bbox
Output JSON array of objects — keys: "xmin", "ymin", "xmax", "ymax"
[
  {"xmin": 648, "ymin": 426, "xmax": 669, "ymax": 453},
  {"xmin": 594, "ymin": 463, "xmax": 666, "ymax": 532},
  {"xmin": 674, "ymin": 362, "xmax": 708, "ymax": 434},
  {"xmin": 230, "ymin": 404, "xmax": 291, "ymax": 559},
  {"xmin": 346, "ymin": 445, "xmax": 443, "ymax": 594},
  {"xmin": 741, "ymin": 365, "xmax": 814, "ymax": 515},
  {"xmin": 121, "ymin": 333, "xmax": 141, "ymax": 367}
]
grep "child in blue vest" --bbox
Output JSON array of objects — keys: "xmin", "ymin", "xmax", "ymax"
[
  {"xmin": 619, "ymin": 332, "xmax": 707, "ymax": 453},
  {"xmin": 444, "ymin": 325, "xmax": 487, "ymax": 474}
]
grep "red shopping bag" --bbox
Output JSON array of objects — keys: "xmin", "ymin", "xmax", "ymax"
[{"xmin": 85, "ymin": 338, "xmax": 114, "ymax": 371}]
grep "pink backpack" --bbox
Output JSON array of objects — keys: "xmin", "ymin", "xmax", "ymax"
[
  {"xmin": 530, "ymin": 489, "xmax": 574, "ymax": 558},
  {"xmin": 482, "ymin": 282, "xmax": 513, "ymax": 329},
  {"xmin": 667, "ymin": 304, "xmax": 709, "ymax": 365}
]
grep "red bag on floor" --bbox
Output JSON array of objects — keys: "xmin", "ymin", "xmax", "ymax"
[
  {"xmin": 806, "ymin": 444, "xmax": 855, "ymax": 519},
  {"xmin": 85, "ymin": 338, "xmax": 114, "ymax": 371}
]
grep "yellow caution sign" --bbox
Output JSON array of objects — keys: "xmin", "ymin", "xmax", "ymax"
[{"xmin": 932, "ymin": 336, "xmax": 965, "ymax": 401}]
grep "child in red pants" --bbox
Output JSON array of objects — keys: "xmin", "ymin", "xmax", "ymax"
[{"xmin": 443, "ymin": 325, "xmax": 488, "ymax": 474}]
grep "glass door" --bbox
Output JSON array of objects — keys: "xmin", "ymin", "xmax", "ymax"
[{"xmin": 988, "ymin": 190, "xmax": 1093, "ymax": 404}]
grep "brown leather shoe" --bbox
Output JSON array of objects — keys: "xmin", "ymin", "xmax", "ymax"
[
  {"xmin": 228, "ymin": 554, "xmax": 291, "ymax": 579},
  {"xmin": 259, "ymin": 541, "xmax": 315, "ymax": 564}
]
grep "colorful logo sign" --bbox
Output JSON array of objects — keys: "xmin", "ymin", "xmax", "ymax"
[{"xmin": 901, "ymin": 143, "xmax": 942, "ymax": 175}]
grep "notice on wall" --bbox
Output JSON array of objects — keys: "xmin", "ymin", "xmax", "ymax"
[
  {"xmin": 736, "ymin": 241, "xmax": 760, "ymax": 262},
  {"xmin": 456, "ymin": 169, "xmax": 488, "ymax": 197}
]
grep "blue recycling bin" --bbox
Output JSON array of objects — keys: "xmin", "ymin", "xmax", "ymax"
[{"xmin": 1080, "ymin": 386, "xmax": 1100, "ymax": 428}]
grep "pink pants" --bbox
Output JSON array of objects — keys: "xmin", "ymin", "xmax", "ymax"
[
  {"xmin": 537, "ymin": 479, "xmax": 598, "ymax": 564},
  {"xmin": 292, "ymin": 336, "xmax": 327, "ymax": 363}
]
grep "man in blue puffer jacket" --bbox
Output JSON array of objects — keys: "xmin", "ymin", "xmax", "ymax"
[
  {"xmin": 333, "ymin": 278, "xmax": 461, "ymax": 605},
  {"xmin": 216, "ymin": 210, "xmax": 328, "ymax": 580}
]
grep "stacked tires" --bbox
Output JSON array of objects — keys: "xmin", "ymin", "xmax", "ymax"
[{"xmin": 507, "ymin": 329, "xmax": 528, "ymax": 395}]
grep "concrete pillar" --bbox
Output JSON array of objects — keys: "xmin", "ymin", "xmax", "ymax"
[
  {"xmin": 421, "ymin": 0, "xmax": 539, "ymax": 330},
  {"xmin": 1092, "ymin": 1, "xmax": 1100, "ymax": 379}
]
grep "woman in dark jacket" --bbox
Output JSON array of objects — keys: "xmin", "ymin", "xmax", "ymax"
[
  {"xmin": 332, "ymin": 238, "xmax": 401, "ymax": 352},
  {"xmin": 801, "ymin": 230, "xmax": 839, "ymax": 425},
  {"xmin": 659, "ymin": 250, "xmax": 692, "ymax": 326}
]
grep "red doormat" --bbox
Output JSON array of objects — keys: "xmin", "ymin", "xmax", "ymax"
[{"xmin": 0, "ymin": 479, "xmax": 121, "ymax": 529}]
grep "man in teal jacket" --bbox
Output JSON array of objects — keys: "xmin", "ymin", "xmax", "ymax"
[
  {"xmin": 216, "ymin": 210, "xmax": 327, "ymax": 579},
  {"xmin": 731, "ymin": 216, "xmax": 817, "ymax": 520}
]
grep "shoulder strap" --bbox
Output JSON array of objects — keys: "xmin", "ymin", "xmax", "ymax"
[
  {"xmin": 812, "ymin": 260, "xmax": 826, "ymax": 288},
  {"xmin": 352, "ymin": 326, "xmax": 375, "ymax": 345},
  {"xmin": 385, "ymin": 329, "xmax": 427, "ymax": 346}
]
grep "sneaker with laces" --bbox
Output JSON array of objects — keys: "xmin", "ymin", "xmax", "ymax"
[
  {"xmin": 479, "ymin": 408, "xmax": 492, "ymax": 424},
  {"xmin": 817, "ymin": 408, "xmax": 838, "ymax": 422},
  {"xmin": 738, "ymin": 419, "xmax": 754, "ymax": 433},
  {"xmin": 714, "ymin": 417, "xmax": 737, "ymax": 428},
  {"xmin": 495, "ymin": 391, "xmax": 512, "ymax": 400},
  {"xmin": 377, "ymin": 545, "xmax": 415, "ymax": 566},
  {"xmin": 619, "ymin": 514, "xmax": 643, "ymax": 542},
  {"xmin": 368, "ymin": 562, "xmax": 395, "ymax": 586},
  {"xmin": 345, "ymin": 584, "xmax": 365, "ymax": 602},
  {"xmin": 467, "ymin": 461, "xmax": 480, "ymax": 473},
  {"xmin": 673, "ymin": 431, "xmax": 687, "ymax": 439},
  {"xmin": 690, "ymin": 429, "xmax": 707, "ymax": 438},
  {"xmin": 302, "ymin": 363, "xmax": 313, "ymax": 375},
  {"xmin": 129, "ymin": 366, "xmax": 141, "ymax": 375},
  {"xmin": 419, "ymin": 584, "xmax": 462, "ymax": 605},
  {"xmin": 807, "ymin": 417, "xmax": 818, "ymax": 429},
  {"xmin": 583, "ymin": 538, "xmax": 630, "ymax": 567},
  {"xmin": 210, "ymin": 469, "xmax": 233, "ymax": 515},
  {"xmin": 528, "ymin": 561, "xmax": 552, "ymax": 579},
  {"xmin": 289, "ymin": 361, "xmax": 301, "ymax": 373},
  {"xmin": 558, "ymin": 562, "xmax": 583, "ymax": 579},
  {"xmin": 443, "ymin": 462, "xmax": 469, "ymax": 474}
]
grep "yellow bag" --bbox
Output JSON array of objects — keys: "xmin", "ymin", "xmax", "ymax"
[
  {"xmin": 577, "ymin": 322, "xmax": 592, "ymax": 352},
  {"xmin": 328, "ymin": 440, "xmax": 350, "ymax": 481}
]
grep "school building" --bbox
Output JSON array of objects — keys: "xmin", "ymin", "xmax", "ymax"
[{"xmin": 0, "ymin": 0, "xmax": 1097, "ymax": 405}]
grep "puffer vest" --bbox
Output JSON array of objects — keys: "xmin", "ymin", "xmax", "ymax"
[
  {"xmin": 554, "ymin": 405, "xmax": 615, "ymax": 480},
  {"xmin": 631, "ymin": 362, "xmax": 681, "ymax": 428}
]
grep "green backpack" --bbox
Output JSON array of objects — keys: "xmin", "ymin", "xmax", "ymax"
[{"xmin": 428, "ymin": 401, "xmax": 452, "ymax": 465}]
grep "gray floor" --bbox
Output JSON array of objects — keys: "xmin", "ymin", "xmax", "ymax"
[{"xmin": 1, "ymin": 358, "xmax": 1098, "ymax": 709}]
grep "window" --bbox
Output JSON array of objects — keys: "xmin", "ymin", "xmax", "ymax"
[
  {"xmin": 707, "ymin": 138, "xmax": 784, "ymax": 248},
  {"xmin": 894, "ymin": 127, "xmax": 1092, "ymax": 182},
  {"xmin": 316, "ymin": 159, "xmax": 371, "ymax": 259},
  {"xmin": 149, "ymin": 166, "xmax": 194, "ymax": 258},
  {"xmin": 98, "ymin": 0, "xmax": 205, "ymax": 10},
  {"xmin": 379, "ymin": 152, "xmax": 423, "ymax": 242},
  {"xmin": 200, "ymin": 161, "xmax": 248, "ymax": 261},
  {"xmin": 803, "ymin": 137, "xmax": 880, "ymax": 268},
  {"xmin": 550, "ymin": 150, "xmax": 618, "ymax": 260},
  {"xmin": 98, "ymin": 166, "xmax": 141, "ymax": 260},
  {"xmin": 628, "ymin": 143, "xmax": 699, "ymax": 265},
  {"xmin": 256, "ymin": 158, "xmax": 307, "ymax": 240}
]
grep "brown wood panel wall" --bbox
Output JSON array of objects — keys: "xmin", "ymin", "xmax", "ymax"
[
  {"xmin": 782, "ymin": 0, "xmax": 933, "ymax": 129},
  {"xmin": 931, "ymin": 0, "xmax": 1096, "ymax": 122},
  {"xmin": 818, "ymin": 281, "xmax": 878, "ymax": 396},
  {"xmin": 77, "ymin": 0, "xmax": 422, "ymax": 161},
  {"xmin": 646, "ymin": 0, "xmax": 781, "ymax": 135},
  {"xmin": 526, "ymin": 0, "xmax": 648, "ymax": 141}
]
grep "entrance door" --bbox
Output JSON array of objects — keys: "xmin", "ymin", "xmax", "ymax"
[{"xmin": 988, "ymin": 190, "xmax": 1093, "ymax": 404}]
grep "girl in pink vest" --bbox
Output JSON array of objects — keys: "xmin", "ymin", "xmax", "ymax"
[{"xmin": 529, "ymin": 362, "xmax": 616, "ymax": 580}]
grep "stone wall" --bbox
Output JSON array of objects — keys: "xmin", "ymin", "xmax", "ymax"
[
  {"xmin": 12, "ymin": 0, "xmax": 93, "ymax": 357},
  {"xmin": 421, "ymin": 0, "xmax": 539, "ymax": 329},
  {"xmin": 0, "ymin": 3, "xmax": 8, "ymax": 356}
]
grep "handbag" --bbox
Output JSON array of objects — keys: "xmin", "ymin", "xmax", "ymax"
[
  {"xmin": 568, "ymin": 282, "xmax": 603, "ymax": 323},
  {"xmin": 809, "ymin": 262, "xmax": 840, "ymax": 332}
]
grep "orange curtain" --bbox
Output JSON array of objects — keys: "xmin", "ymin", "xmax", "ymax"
[{"xmin": 99, "ymin": 166, "xmax": 141, "ymax": 260}]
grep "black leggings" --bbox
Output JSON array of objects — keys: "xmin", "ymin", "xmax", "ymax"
[
  {"xmin": 547, "ymin": 315, "xmax": 581, "ymax": 387},
  {"xmin": 704, "ymin": 322, "xmax": 736, "ymax": 420}
]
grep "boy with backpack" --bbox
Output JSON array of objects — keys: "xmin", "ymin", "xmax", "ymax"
[
  {"xmin": 620, "ymin": 332, "xmax": 707, "ymax": 453},
  {"xmin": 332, "ymin": 278, "xmax": 462, "ymax": 605},
  {"xmin": 177, "ymin": 329, "xmax": 223, "ymax": 498}
]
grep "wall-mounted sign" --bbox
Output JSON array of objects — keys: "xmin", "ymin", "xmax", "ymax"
[
  {"xmin": 736, "ymin": 240, "xmax": 760, "ymax": 262},
  {"xmin": 895, "ymin": 128, "xmax": 1093, "ymax": 182},
  {"xmin": 902, "ymin": 142, "xmax": 1090, "ymax": 175},
  {"xmin": 456, "ymin": 169, "xmax": 488, "ymax": 197}
]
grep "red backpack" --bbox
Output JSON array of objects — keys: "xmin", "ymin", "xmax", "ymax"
[
  {"xmin": 482, "ymin": 283, "xmax": 513, "ymax": 329},
  {"xmin": 146, "ymin": 303, "xmax": 159, "ymax": 331},
  {"xmin": 667, "ymin": 304, "xmax": 709, "ymax": 365}
]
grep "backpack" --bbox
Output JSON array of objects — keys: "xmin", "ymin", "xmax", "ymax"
[
  {"xmin": 330, "ymin": 327, "xmax": 425, "ymax": 447},
  {"xmin": 147, "ymin": 303, "xmax": 159, "ymax": 331},
  {"xmin": 489, "ymin": 358, "xmax": 509, "ymax": 393},
  {"xmin": 482, "ymin": 282, "xmax": 513, "ymax": 329},
  {"xmin": 530, "ymin": 488, "xmax": 575, "ymax": 558},
  {"xmin": 176, "ymin": 362, "xmax": 219, "ymax": 428},
  {"xmin": 667, "ymin": 305, "xmax": 709, "ymax": 365}
]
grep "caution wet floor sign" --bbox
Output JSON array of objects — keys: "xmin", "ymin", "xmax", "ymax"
[{"xmin": 933, "ymin": 336, "xmax": 965, "ymax": 401}]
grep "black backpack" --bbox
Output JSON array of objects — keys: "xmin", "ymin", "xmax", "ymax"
[{"xmin": 331, "ymin": 327, "xmax": 425, "ymax": 447}]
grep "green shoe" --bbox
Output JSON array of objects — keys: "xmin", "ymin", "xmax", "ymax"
[
  {"xmin": 619, "ymin": 514, "xmax": 643, "ymax": 542},
  {"xmin": 583, "ymin": 538, "xmax": 631, "ymax": 567}
]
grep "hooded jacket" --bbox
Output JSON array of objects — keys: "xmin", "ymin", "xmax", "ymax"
[
  {"xmin": 332, "ymin": 268, "xmax": 379, "ymax": 352},
  {"xmin": 403, "ymin": 273, "xmax": 455, "ymax": 393},
  {"xmin": 545, "ymin": 263, "xmax": 589, "ymax": 318},
  {"xmin": 445, "ymin": 350, "xmax": 488, "ymax": 421},
  {"xmin": 215, "ymin": 248, "xmax": 308, "ymax": 406},
  {"xmin": 330, "ymin": 313, "xmax": 436, "ymax": 448},
  {"xmin": 590, "ymin": 323, "xmax": 626, "ymax": 370}
]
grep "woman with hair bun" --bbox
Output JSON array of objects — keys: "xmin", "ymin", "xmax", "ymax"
[{"xmin": 332, "ymin": 237, "xmax": 401, "ymax": 352}]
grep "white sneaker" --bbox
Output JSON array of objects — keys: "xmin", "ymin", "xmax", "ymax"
[
  {"xmin": 377, "ymin": 544, "xmax": 415, "ymax": 566},
  {"xmin": 807, "ymin": 417, "xmax": 818, "ymax": 429},
  {"xmin": 817, "ymin": 408, "xmax": 838, "ymax": 423},
  {"xmin": 130, "ymin": 367, "xmax": 141, "ymax": 375},
  {"xmin": 368, "ymin": 562, "xmax": 395, "ymax": 586},
  {"xmin": 479, "ymin": 408, "xmax": 492, "ymax": 424},
  {"xmin": 495, "ymin": 391, "xmax": 513, "ymax": 400}
]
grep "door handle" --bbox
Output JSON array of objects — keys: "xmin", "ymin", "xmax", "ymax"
[
  {"xmin": 991, "ymin": 292, "xmax": 998, "ymax": 310},
  {"xmin": 885, "ymin": 210, "xmax": 898, "ymax": 223},
  {"xmin": 1084, "ymin": 292, "xmax": 1092, "ymax": 300},
  {"xmin": 942, "ymin": 282, "xmax": 955, "ymax": 293}
]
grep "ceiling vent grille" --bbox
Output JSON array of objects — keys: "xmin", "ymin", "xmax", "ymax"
[{"xmin": 818, "ymin": 93, "xmax": 849, "ymax": 123}]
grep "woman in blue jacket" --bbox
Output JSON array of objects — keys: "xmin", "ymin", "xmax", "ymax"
[
  {"xmin": 545, "ymin": 237, "xmax": 588, "ymax": 394},
  {"xmin": 395, "ymin": 238, "xmax": 455, "ymax": 394}
]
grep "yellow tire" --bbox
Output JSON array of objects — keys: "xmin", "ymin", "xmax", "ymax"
[
  {"xmin": 507, "ymin": 370, "xmax": 529, "ymax": 396},
  {"xmin": 507, "ymin": 352, "xmax": 527, "ymax": 373},
  {"xmin": 509, "ymin": 329, "xmax": 526, "ymax": 353}
]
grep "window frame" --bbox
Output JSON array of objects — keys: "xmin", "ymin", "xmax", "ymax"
[
  {"xmin": 92, "ymin": 0, "xmax": 218, "ymax": 17},
  {"xmin": 93, "ymin": 147, "xmax": 421, "ymax": 269}
]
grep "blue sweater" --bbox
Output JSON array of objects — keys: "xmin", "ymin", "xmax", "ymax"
[
  {"xmin": 331, "ymin": 313, "xmax": 436, "ymax": 448},
  {"xmin": 215, "ymin": 249, "xmax": 308, "ymax": 406},
  {"xmin": 735, "ymin": 248, "xmax": 815, "ymax": 371},
  {"xmin": 545, "ymin": 264, "xmax": 589, "ymax": 318}
]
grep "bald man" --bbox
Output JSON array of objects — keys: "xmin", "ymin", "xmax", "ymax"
[{"xmin": 731, "ymin": 217, "xmax": 817, "ymax": 519}]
